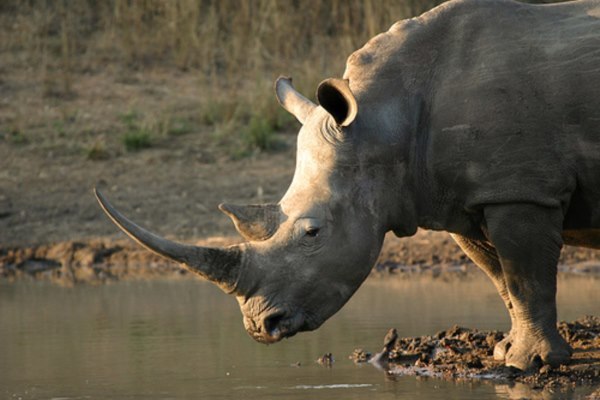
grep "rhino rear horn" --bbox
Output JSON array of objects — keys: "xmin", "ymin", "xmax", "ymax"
[
  {"xmin": 219, "ymin": 203, "xmax": 280, "ymax": 241},
  {"xmin": 94, "ymin": 188, "xmax": 244, "ymax": 294},
  {"xmin": 317, "ymin": 78, "xmax": 358, "ymax": 127},
  {"xmin": 275, "ymin": 76, "xmax": 316, "ymax": 125}
]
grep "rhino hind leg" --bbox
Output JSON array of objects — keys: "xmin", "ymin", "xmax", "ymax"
[
  {"xmin": 483, "ymin": 204, "xmax": 573, "ymax": 371},
  {"xmin": 450, "ymin": 234, "xmax": 516, "ymax": 361}
]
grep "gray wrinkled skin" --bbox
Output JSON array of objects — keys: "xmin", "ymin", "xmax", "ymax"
[
  {"xmin": 96, "ymin": 0, "xmax": 599, "ymax": 371},
  {"xmin": 233, "ymin": 105, "xmax": 390, "ymax": 342}
]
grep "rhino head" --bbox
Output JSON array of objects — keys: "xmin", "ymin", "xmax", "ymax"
[{"xmin": 96, "ymin": 77, "xmax": 413, "ymax": 343}]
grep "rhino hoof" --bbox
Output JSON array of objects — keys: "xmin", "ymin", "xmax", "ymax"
[
  {"xmin": 493, "ymin": 333, "xmax": 514, "ymax": 361},
  {"xmin": 504, "ymin": 334, "xmax": 572, "ymax": 371}
]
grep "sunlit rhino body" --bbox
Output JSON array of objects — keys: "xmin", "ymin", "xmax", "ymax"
[{"xmin": 96, "ymin": 0, "xmax": 600, "ymax": 370}]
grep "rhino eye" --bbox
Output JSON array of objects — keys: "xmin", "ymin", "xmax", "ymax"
[{"xmin": 305, "ymin": 227, "xmax": 320, "ymax": 238}]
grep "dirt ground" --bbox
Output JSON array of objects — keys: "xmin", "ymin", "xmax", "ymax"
[
  {"xmin": 1, "ymin": 68, "xmax": 599, "ymax": 394},
  {"xmin": 0, "ymin": 68, "xmax": 299, "ymax": 247}
]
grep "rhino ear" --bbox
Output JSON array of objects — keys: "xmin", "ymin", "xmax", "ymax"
[
  {"xmin": 274, "ymin": 76, "xmax": 316, "ymax": 125},
  {"xmin": 219, "ymin": 203, "xmax": 281, "ymax": 241},
  {"xmin": 316, "ymin": 78, "xmax": 358, "ymax": 127}
]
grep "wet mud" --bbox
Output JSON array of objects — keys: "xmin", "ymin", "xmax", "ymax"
[
  {"xmin": 351, "ymin": 316, "xmax": 600, "ymax": 397},
  {"xmin": 2, "ymin": 230, "xmax": 600, "ymax": 285},
  {"xmin": 0, "ymin": 236, "xmax": 235, "ymax": 286}
]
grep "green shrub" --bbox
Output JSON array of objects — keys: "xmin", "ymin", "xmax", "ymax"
[
  {"xmin": 122, "ymin": 130, "xmax": 152, "ymax": 151},
  {"xmin": 242, "ymin": 115, "xmax": 275, "ymax": 151},
  {"xmin": 117, "ymin": 109, "xmax": 154, "ymax": 151}
]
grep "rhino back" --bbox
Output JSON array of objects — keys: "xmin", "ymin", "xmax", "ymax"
[{"xmin": 345, "ymin": 0, "xmax": 600, "ymax": 231}]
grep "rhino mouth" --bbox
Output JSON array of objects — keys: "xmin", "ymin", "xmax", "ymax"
[{"xmin": 245, "ymin": 311, "xmax": 307, "ymax": 344}]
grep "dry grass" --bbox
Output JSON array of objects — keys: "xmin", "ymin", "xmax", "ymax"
[
  {"xmin": 0, "ymin": 0, "xmax": 560, "ymax": 157},
  {"xmin": 1, "ymin": 0, "xmax": 445, "ymax": 95}
]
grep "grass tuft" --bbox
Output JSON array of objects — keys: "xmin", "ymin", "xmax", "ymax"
[
  {"xmin": 242, "ymin": 115, "xmax": 275, "ymax": 151},
  {"xmin": 117, "ymin": 109, "xmax": 154, "ymax": 151},
  {"xmin": 86, "ymin": 140, "xmax": 110, "ymax": 160},
  {"xmin": 122, "ymin": 130, "xmax": 152, "ymax": 152}
]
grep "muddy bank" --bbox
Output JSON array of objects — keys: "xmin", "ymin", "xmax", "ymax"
[
  {"xmin": 351, "ymin": 316, "xmax": 600, "ymax": 398},
  {"xmin": 0, "ymin": 236, "xmax": 237, "ymax": 286},
  {"xmin": 2, "ymin": 230, "xmax": 600, "ymax": 285}
]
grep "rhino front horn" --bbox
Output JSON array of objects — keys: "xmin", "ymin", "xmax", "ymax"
[{"xmin": 94, "ymin": 188, "xmax": 244, "ymax": 294}]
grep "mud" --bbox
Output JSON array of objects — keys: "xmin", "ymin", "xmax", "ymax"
[
  {"xmin": 0, "ymin": 236, "xmax": 237, "ymax": 286},
  {"xmin": 2, "ymin": 230, "xmax": 600, "ymax": 286},
  {"xmin": 350, "ymin": 316, "xmax": 600, "ymax": 397}
]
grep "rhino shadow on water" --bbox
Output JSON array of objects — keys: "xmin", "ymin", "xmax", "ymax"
[{"xmin": 95, "ymin": 0, "xmax": 600, "ymax": 371}]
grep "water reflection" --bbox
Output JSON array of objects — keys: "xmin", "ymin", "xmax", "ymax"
[
  {"xmin": 0, "ymin": 273, "xmax": 597, "ymax": 399},
  {"xmin": 494, "ymin": 382, "xmax": 592, "ymax": 400}
]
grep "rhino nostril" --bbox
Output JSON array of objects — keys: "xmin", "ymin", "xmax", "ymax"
[{"xmin": 263, "ymin": 313, "xmax": 285, "ymax": 337}]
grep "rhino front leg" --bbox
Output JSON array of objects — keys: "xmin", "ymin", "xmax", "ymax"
[
  {"xmin": 483, "ymin": 204, "xmax": 572, "ymax": 370},
  {"xmin": 450, "ymin": 234, "xmax": 516, "ymax": 361}
]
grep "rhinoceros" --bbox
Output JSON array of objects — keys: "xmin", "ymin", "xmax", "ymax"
[{"xmin": 95, "ymin": 0, "xmax": 600, "ymax": 371}]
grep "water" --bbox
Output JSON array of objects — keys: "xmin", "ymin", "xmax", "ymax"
[{"xmin": 0, "ymin": 273, "xmax": 597, "ymax": 400}]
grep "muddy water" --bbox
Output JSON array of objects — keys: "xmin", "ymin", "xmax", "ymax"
[{"xmin": 1, "ymin": 273, "xmax": 597, "ymax": 400}]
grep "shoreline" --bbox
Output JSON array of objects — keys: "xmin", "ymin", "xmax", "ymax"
[{"xmin": 2, "ymin": 231, "xmax": 600, "ymax": 286}]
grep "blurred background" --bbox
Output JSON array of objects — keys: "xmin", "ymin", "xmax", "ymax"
[
  {"xmin": 0, "ymin": 0, "xmax": 563, "ymax": 155},
  {"xmin": 1, "ymin": 1, "xmax": 455, "ymax": 158},
  {"xmin": 0, "ymin": 0, "xmax": 568, "ymax": 248}
]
